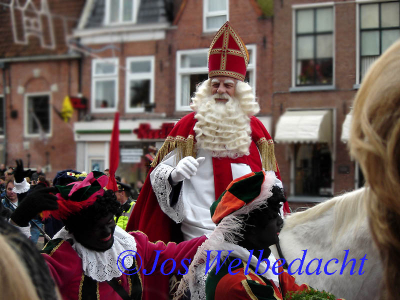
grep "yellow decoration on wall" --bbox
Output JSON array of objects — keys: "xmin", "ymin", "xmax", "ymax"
[{"xmin": 61, "ymin": 96, "xmax": 74, "ymax": 122}]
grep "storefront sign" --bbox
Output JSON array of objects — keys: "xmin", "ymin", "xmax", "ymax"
[
  {"xmin": 121, "ymin": 155, "xmax": 142, "ymax": 163},
  {"xmin": 133, "ymin": 123, "xmax": 175, "ymax": 139},
  {"xmin": 120, "ymin": 149, "xmax": 143, "ymax": 163},
  {"xmin": 121, "ymin": 149, "xmax": 143, "ymax": 156}
]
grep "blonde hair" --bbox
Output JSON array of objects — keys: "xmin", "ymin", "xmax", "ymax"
[
  {"xmin": 349, "ymin": 40, "xmax": 400, "ymax": 300},
  {"xmin": 0, "ymin": 234, "xmax": 40, "ymax": 300}
]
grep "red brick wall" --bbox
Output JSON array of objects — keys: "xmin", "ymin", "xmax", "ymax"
[
  {"xmin": 82, "ymin": 0, "xmax": 275, "ymax": 120},
  {"xmin": 1, "ymin": 60, "xmax": 79, "ymax": 179},
  {"xmin": 168, "ymin": 0, "xmax": 274, "ymax": 117},
  {"xmin": 272, "ymin": 0, "xmax": 359, "ymax": 198}
]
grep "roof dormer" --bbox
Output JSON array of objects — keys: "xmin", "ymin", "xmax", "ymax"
[{"xmin": 104, "ymin": 0, "xmax": 140, "ymax": 26}]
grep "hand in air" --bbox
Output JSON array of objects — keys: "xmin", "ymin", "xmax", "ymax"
[
  {"xmin": 11, "ymin": 187, "xmax": 59, "ymax": 227},
  {"xmin": 170, "ymin": 157, "xmax": 205, "ymax": 184},
  {"xmin": 14, "ymin": 159, "xmax": 32, "ymax": 183}
]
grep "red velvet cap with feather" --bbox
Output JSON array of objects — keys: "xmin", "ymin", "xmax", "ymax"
[{"xmin": 42, "ymin": 171, "xmax": 108, "ymax": 220}]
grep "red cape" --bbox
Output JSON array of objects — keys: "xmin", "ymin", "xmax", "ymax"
[
  {"xmin": 125, "ymin": 113, "xmax": 289, "ymax": 300},
  {"xmin": 126, "ymin": 112, "xmax": 289, "ymax": 241}
]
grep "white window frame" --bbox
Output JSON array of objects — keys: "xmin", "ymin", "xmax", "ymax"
[
  {"xmin": 104, "ymin": 0, "xmax": 140, "ymax": 25},
  {"xmin": 91, "ymin": 58, "xmax": 119, "ymax": 113},
  {"xmin": 246, "ymin": 44, "xmax": 257, "ymax": 94},
  {"xmin": 176, "ymin": 48, "xmax": 209, "ymax": 111},
  {"xmin": 203, "ymin": 0, "xmax": 229, "ymax": 33},
  {"xmin": 125, "ymin": 56, "xmax": 155, "ymax": 113},
  {"xmin": 24, "ymin": 92, "xmax": 52, "ymax": 138},
  {"xmin": 175, "ymin": 45, "xmax": 257, "ymax": 111},
  {"xmin": 355, "ymin": 0, "xmax": 400, "ymax": 85},
  {"xmin": 87, "ymin": 156, "xmax": 105, "ymax": 173},
  {"xmin": 291, "ymin": 3, "xmax": 336, "ymax": 89}
]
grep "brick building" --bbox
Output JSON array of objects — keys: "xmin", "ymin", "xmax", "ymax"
[
  {"xmin": 0, "ymin": 0, "xmax": 85, "ymax": 178},
  {"xmin": 272, "ymin": 0, "xmax": 399, "ymax": 209},
  {"xmin": 2, "ymin": 0, "xmax": 393, "ymax": 200},
  {"xmin": 72, "ymin": 0, "xmax": 276, "ymax": 185}
]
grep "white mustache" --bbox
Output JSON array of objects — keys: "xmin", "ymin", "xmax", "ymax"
[{"xmin": 212, "ymin": 93, "xmax": 230, "ymax": 100}]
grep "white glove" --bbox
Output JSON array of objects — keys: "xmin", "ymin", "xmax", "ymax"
[{"xmin": 170, "ymin": 157, "xmax": 205, "ymax": 184}]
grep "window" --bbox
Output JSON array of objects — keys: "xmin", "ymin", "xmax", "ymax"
[
  {"xmin": 117, "ymin": 142, "xmax": 157, "ymax": 185},
  {"xmin": 203, "ymin": 0, "xmax": 229, "ymax": 32},
  {"xmin": 90, "ymin": 158, "xmax": 105, "ymax": 172},
  {"xmin": 295, "ymin": 7, "xmax": 334, "ymax": 86},
  {"xmin": 125, "ymin": 56, "xmax": 155, "ymax": 113},
  {"xmin": 91, "ymin": 58, "xmax": 119, "ymax": 112},
  {"xmin": 105, "ymin": 0, "xmax": 139, "ymax": 24},
  {"xmin": 25, "ymin": 94, "xmax": 51, "ymax": 136},
  {"xmin": 176, "ymin": 45, "xmax": 256, "ymax": 111},
  {"xmin": 359, "ymin": 1, "xmax": 400, "ymax": 82},
  {"xmin": 294, "ymin": 143, "xmax": 332, "ymax": 196},
  {"xmin": 0, "ymin": 96, "xmax": 4, "ymax": 135}
]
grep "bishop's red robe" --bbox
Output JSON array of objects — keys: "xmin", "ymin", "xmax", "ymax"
[
  {"xmin": 125, "ymin": 112, "xmax": 289, "ymax": 300},
  {"xmin": 126, "ymin": 112, "xmax": 289, "ymax": 240}
]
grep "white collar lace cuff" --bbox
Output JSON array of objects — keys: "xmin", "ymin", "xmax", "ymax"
[{"xmin": 53, "ymin": 226, "xmax": 137, "ymax": 282}]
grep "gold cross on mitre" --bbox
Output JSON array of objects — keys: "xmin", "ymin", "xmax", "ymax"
[{"xmin": 208, "ymin": 22, "xmax": 249, "ymax": 81}]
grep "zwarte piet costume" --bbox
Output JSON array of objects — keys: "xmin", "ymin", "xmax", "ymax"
[
  {"xmin": 42, "ymin": 229, "xmax": 205, "ymax": 300},
  {"xmin": 38, "ymin": 172, "xmax": 206, "ymax": 300},
  {"xmin": 176, "ymin": 171, "xmax": 317, "ymax": 300}
]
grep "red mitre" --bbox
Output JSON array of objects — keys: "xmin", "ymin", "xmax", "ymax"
[{"xmin": 208, "ymin": 21, "xmax": 249, "ymax": 81}]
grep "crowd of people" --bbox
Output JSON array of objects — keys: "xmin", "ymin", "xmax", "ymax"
[
  {"xmin": 0, "ymin": 163, "xmax": 49, "ymax": 244},
  {"xmin": 0, "ymin": 164, "xmax": 142, "ymax": 245},
  {"xmin": 0, "ymin": 21, "xmax": 399, "ymax": 300}
]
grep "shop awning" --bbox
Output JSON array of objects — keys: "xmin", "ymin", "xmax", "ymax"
[
  {"xmin": 275, "ymin": 110, "xmax": 332, "ymax": 144},
  {"xmin": 341, "ymin": 113, "xmax": 352, "ymax": 143}
]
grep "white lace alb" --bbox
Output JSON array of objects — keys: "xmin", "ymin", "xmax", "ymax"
[
  {"xmin": 53, "ymin": 226, "xmax": 137, "ymax": 282},
  {"xmin": 151, "ymin": 163, "xmax": 185, "ymax": 223}
]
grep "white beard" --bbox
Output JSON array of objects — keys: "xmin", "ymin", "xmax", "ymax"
[{"xmin": 193, "ymin": 93, "xmax": 252, "ymax": 158}]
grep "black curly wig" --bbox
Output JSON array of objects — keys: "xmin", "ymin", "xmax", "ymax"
[
  {"xmin": 63, "ymin": 190, "xmax": 121, "ymax": 234},
  {"xmin": 240, "ymin": 185, "xmax": 286, "ymax": 235}
]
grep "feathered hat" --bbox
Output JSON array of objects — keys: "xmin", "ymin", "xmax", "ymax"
[
  {"xmin": 52, "ymin": 169, "xmax": 87, "ymax": 186},
  {"xmin": 208, "ymin": 21, "xmax": 249, "ymax": 81},
  {"xmin": 42, "ymin": 171, "xmax": 108, "ymax": 220},
  {"xmin": 210, "ymin": 171, "xmax": 278, "ymax": 224}
]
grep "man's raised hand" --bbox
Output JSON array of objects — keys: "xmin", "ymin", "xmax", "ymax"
[
  {"xmin": 170, "ymin": 156, "xmax": 205, "ymax": 184},
  {"xmin": 11, "ymin": 187, "xmax": 58, "ymax": 227}
]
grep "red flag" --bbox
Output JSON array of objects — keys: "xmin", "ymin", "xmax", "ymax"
[{"xmin": 106, "ymin": 112, "xmax": 120, "ymax": 191}]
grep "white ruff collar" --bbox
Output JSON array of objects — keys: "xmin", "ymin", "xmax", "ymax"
[{"xmin": 53, "ymin": 226, "xmax": 137, "ymax": 282}]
